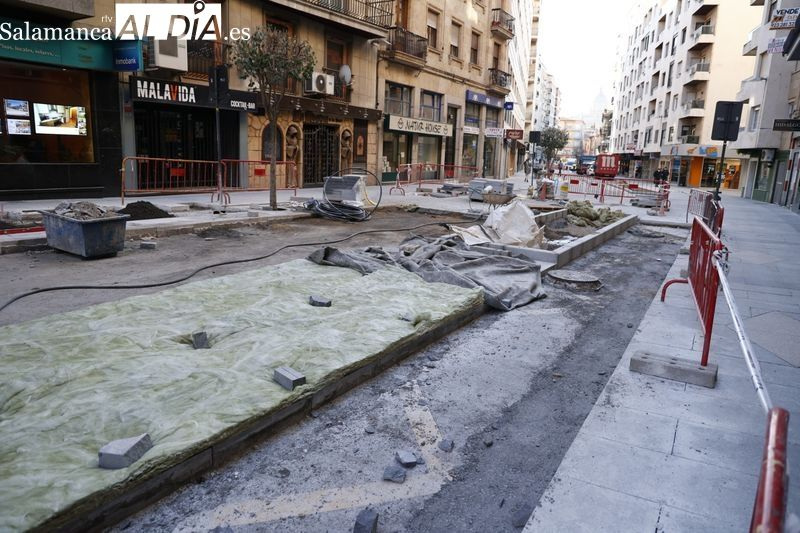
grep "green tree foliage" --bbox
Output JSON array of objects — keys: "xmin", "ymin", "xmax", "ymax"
[
  {"xmin": 540, "ymin": 127, "xmax": 570, "ymax": 168},
  {"xmin": 233, "ymin": 27, "xmax": 315, "ymax": 208}
]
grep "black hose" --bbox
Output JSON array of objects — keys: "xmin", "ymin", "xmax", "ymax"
[{"xmin": 0, "ymin": 217, "xmax": 480, "ymax": 314}]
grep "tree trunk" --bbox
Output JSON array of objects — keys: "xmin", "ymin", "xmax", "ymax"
[{"xmin": 269, "ymin": 114, "xmax": 278, "ymax": 210}]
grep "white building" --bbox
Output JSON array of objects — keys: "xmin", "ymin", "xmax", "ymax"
[
  {"xmin": 533, "ymin": 61, "xmax": 560, "ymax": 131},
  {"xmin": 611, "ymin": 0, "xmax": 760, "ymax": 184},
  {"xmin": 733, "ymin": 0, "xmax": 800, "ymax": 209}
]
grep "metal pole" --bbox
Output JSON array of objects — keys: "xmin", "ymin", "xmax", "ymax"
[
  {"xmin": 714, "ymin": 257, "xmax": 772, "ymax": 414},
  {"xmin": 715, "ymin": 139, "xmax": 727, "ymax": 201}
]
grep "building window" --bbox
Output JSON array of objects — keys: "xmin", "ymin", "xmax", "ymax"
[
  {"xmin": 749, "ymin": 106, "xmax": 760, "ymax": 131},
  {"xmin": 470, "ymin": 31, "xmax": 480, "ymax": 64},
  {"xmin": 420, "ymin": 90, "xmax": 442, "ymax": 121},
  {"xmin": 668, "ymin": 126, "xmax": 674, "ymax": 142},
  {"xmin": 492, "ymin": 42, "xmax": 500, "ymax": 69},
  {"xmin": 485, "ymin": 107, "xmax": 499, "ymax": 128},
  {"xmin": 427, "ymin": 10, "xmax": 439, "ymax": 48},
  {"xmin": 385, "ymin": 82, "xmax": 412, "ymax": 117},
  {"xmin": 450, "ymin": 21, "xmax": 461, "ymax": 58},
  {"xmin": 325, "ymin": 39, "xmax": 349, "ymax": 100},
  {"xmin": 681, "ymin": 28, "xmax": 686, "ymax": 44}
]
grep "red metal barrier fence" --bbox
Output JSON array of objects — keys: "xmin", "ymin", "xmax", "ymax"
[
  {"xmin": 390, "ymin": 163, "xmax": 480, "ymax": 195},
  {"xmin": 121, "ymin": 156, "xmax": 220, "ymax": 203},
  {"xmin": 750, "ymin": 407, "xmax": 790, "ymax": 533},
  {"xmin": 563, "ymin": 176, "xmax": 670, "ymax": 209},
  {"xmin": 660, "ymin": 217, "xmax": 723, "ymax": 366}
]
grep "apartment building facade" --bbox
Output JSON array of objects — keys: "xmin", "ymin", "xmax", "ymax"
[
  {"xmin": 733, "ymin": 0, "xmax": 800, "ymax": 211},
  {"xmin": 612, "ymin": 0, "xmax": 760, "ymax": 186}
]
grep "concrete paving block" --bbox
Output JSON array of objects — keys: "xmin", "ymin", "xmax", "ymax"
[
  {"xmin": 140, "ymin": 240, "xmax": 157, "ymax": 250},
  {"xmin": 395, "ymin": 450, "xmax": 417, "ymax": 467},
  {"xmin": 247, "ymin": 210, "xmax": 261, "ymax": 218},
  {"xmin": 630, "ymin": 351, "xmax": 717, "ymax": 388},
  {"xmin": 579, "ymin": 405, "xmax": 677, "ymax": 454},
  {"xmin": 672, "ymin": 419, "xmax": 764, "ymax": 477},
  {"xmin": 191, "ymin": 331, "xmax": 210, "ymax": 350},
  {"xmin": 309, "ymin": 295, "xmax": 332, "ymax": 307},
  {"xmin": 353, "ymin": 508, "xmax": 378, "ymax": 533},
  {"xmin": 273, "ymin": 366, "xmax": 306, "ymax": 391},
  {"xmin": 99, "ymin": 433, "xmax": 153, "ymax": 469}
]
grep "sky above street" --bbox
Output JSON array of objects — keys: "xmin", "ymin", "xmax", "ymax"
[{"xmin": 538, "ymin": 0, "xmax": 639, "ymax": 124}]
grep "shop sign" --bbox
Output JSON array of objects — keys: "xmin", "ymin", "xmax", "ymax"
[
  {"xmin": 386, "ymin": 115, "xmax": 452, "ymax": 137},
  {"xmin": 768, "ymin": 37, "xmax": 787, "ymax": 54},
  {"xmin": 465, "ymin": 90, "xmax": 504, "ymax": 109},
  {"xmin": 463, "ymin": 125, "xmax": 480, "ymax": 135},
  {"xmin": 773, "ymin": 118, "xmax": 800, "ymax": 131},
  {"xmin": 0, "ymin": 17, "xmax": 115, "ymax": 70},
  {"xmin": 484, "ymin": 127, "xmax": 503, "ymax": 138},
  {"xmin": 220, "ymin": 90, "xmax": 257, "ymax": 112},
  {"xmin": 130, "ymin": 76, "xmax": 212, "ymax": 107},
  {"xmin": 503, "ymin": 102, "xmax": 514, "ymax": 110},
  {"xmin": 505, "ymin": 129, "xmax": 523, "ymax": 140},
  {"xmin": 112, "ymin": 40, "xmax": 142, "ymax": 71},
  {"xmin": 769, "ymin": 8, "xmax": 799, "ymax": 30}
]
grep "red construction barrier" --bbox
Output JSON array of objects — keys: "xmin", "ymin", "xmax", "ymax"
[
  {"xmin": 750, "ymin": 407, "xmax": 790, "ymax": 533},
  {"xmin": 390, "ymin": 162, "xmax": 479, "ymax": 195},
  {"xmin": 221, "ymin": 159, "xmax": 298, "ymax": 195},
  {"xmin": 661, "ymin": 217, "xmax": 723, "ymax": 366},
  {"xmin": 121, "ymin": 156, "xmax": 220, "ymax": 204}
]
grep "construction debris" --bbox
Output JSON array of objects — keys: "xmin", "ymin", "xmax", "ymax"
[
  {"xmin": 565, "ymin": 201, "xmax": 626, "ymax": 228},
  {"xmin": 117, "ymin": 201, "xmax": 173, "ymax": 221},
  {"xmin": 98, "ymin": 433, "xmax": 153, "ymax": 469},
  {"xmin": 140, "ymin": 240, "xmax": 158, "ymax": 250},
  {"xmin": 191, "ymin": 331, "xmax": 210, "ymax": 349},
  {"xmin": 438, "ymin": 438, "xmax": 455, "ymax": 452},
  {"xmin": 53, "ymin": 201, "xmax": 117, "ymax": 220},
  {"xmin": 382, "ymin": 464, "xmax": 406, "ymax": 483},
  {"xmin": 309, "ymin": 295, "xmax": 332, "ymax": 307},
  {"xmin": 395, "ymin": 450, "xmax": 418, "ymax": 467},
  {"xmin": 354, "ymin": 509, "xmax": 379, "ymax": 533}
]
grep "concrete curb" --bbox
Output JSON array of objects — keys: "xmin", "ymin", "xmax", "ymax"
[{"xmin": 31, "ymin": 298, "xmax": 485, "ymax": 533}]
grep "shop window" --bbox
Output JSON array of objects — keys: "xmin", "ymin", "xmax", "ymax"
[
  {"xmin": 0, "ymin": 61, "xmax": 94, "ymax": 163},
  {"xmin": 385, "ymin": 82, "xmax": 412, "ymax": 116},
  {"xmin": 262, "ymin": 124, "xmax": 284, "ymax": 161},
  {"xmin": 465, "ymin": 102, "xmax": 480, "ymax": 125},
  {"xmin": 420, "ymin": 91, "xmax": 442, "ymax": 122},
  {"xmin": 485, "ymin": 107, "xmax": 499, "ymax": 128},
  {"xmin": 427, "ymin": 10, "xmax": 439, "ymax": 48}
]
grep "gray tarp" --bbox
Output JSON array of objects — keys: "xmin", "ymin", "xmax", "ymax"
[{"xmin": 308, "ymin": 235, "xmax": 545, "ymax": 311}]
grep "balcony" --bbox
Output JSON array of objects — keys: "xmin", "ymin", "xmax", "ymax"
[
  {"xmin": 691, "ymin": 0, "xmax": 719, "ymax": 16},
  {"xmin": 488, "ymin": 68, "xmax": 511, "ymax": 95},
  {"xmin": 688, "ymin": 24, "xmax": 715, "ymax": 50},
  {"xmin": 382, "ymin": 27, "xmax": 427, "ymax": 69},
  {"xmin": 684, "ymin": 62, "xmax": 710, "ymax": 85},
  {"xmin": 680, "ymin": 135, "xmax": 700, "ymax": 144},
  {"xmin": 680, "ymin": 99, "xmax": 705, "ymax": 118},
  {"xmin": 323, "ymin": 67, "xmax": 349, "ymax": 101},
  {"xmin": 491, "ymin": 9, "xmax": 515, "ymax": 40},
  {"xmin": 743, "ymin": 29, "xmax": 757, "ymax": 56},
  {"xmin": 272, "ymin": 0, "xmax": 394, "ymax": 38},
  {"xmin": 186, "ymin": 40, "xmax": 229, "ymax": 80}
]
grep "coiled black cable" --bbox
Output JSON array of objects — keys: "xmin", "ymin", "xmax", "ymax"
[{"xmin": 0, "ymin": 216, "xmax": 481, "ymax": 314}]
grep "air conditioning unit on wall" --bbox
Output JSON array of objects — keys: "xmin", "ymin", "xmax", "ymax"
[
  {"xmin": 304, "ymin": 72, "xmax": 335, "ymax": 95},
  {"xmin": 143, "ymin": 37, "xmax": 188, "ymax": 71}
]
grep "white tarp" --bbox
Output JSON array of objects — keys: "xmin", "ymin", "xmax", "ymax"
[{"xmin": 450, "ymin": 200, "xmax": 545, "ymax": 248}]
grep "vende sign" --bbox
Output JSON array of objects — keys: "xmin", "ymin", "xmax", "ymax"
[
  {"xmin": 770, "ymin": 8, "xmax": 799, "ymax": 29},
  {"xmin": 387, "ymin": 115, "xmax": 453, "ymax": 137}
]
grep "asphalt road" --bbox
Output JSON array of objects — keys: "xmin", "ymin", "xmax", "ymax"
[{"xmin": 91, "ymin": 220, "xmax": 687, "ymax": 533}]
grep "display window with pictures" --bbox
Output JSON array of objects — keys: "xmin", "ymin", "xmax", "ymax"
[{"xmin": 0, "ymin": 61, "xmax": 94, "ymax": 163}]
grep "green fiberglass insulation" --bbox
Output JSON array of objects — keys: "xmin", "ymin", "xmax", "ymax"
[{"xmin": 0, "ymin": 260, "xmax": 482, "ymax": 531}]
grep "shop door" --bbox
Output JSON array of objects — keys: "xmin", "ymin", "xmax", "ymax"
[
  {"xmin": 303, "ymin": 124, "xmax": 339, "ymax": 186},
  {"xmin": 771, "ymin": 160, "xmax": 787, "ymax": 204},
  {"xmin": 444, "ymin": 106, "xmax": 457, "ymax": 175}
]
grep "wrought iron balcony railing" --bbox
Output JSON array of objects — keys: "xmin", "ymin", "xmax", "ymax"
[
  {"xmin": 489, "ymin": 68, "xmax": 511, "ymax": 89},
  {"xmin": 308, "ymin": 0, "xmax": 394, "ymax": 28},
  {"xmin": 387, "ymin": 27, "xmax": 428, "ymax": 60},
  {"xmin": 491, "ymin": 9, "xmax": 514, "ymax": 35}
]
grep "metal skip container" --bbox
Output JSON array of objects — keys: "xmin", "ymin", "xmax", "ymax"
[{"xmin": 40, "ymin": 210, "xmax": 130, "ymax": 258}]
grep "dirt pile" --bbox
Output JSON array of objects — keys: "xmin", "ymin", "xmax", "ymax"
[
  {"xmin": 117, "ymin": 201, "xmax": 174, "ymax": 221},
  {"xmin": 565, "ymin": 201, "xmax": 626, "ymax": 228}
]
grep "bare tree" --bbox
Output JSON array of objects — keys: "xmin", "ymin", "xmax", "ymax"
[{"xmin": 232, "ymin": 27, "xmax": 315, "ymax": 209}]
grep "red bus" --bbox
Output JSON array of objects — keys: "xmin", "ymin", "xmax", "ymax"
[{"xmin": 594, "ymin": 154, "xmax": 619, "ymax": 178}]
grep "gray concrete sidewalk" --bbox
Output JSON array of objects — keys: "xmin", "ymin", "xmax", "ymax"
[{"xmin": 525, "ymin": 196, "xmax": 800, "ymax": 532}]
